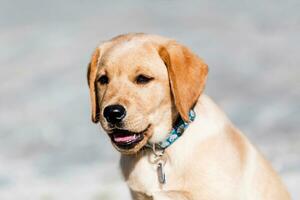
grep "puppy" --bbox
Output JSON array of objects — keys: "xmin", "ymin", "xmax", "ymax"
[{"xmin": 87, "ymin": 33, "xmax": 290, "ymax": 200}]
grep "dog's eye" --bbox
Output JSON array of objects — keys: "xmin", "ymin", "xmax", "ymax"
[
  {"xmin": 135, "ymin": 75, "xmax": 153, "ymax": 84},
  {"xmin": 98, "ymin": 75, "xmax": 109, "ymax": 85}
]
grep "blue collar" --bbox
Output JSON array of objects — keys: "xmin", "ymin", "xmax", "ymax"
[{"xmin": 146, "ymin": 110, "xmax": 196, "ymax": 150}]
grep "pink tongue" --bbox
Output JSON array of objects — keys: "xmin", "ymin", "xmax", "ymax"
[{"xmin": 114, "ymin": 135, "xmax": 136, "ymax": 143}]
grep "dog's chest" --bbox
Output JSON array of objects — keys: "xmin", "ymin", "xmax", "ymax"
[{"xmin": 121, "ymin": 154, "xmax": 174, "ymax": 196}]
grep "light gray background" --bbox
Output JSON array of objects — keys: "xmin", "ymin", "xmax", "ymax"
[{"xmin": 0, "ymin": 0, "xmax": 299, "ymax": 199}]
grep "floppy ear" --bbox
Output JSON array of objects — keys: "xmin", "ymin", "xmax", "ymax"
[
  {"xmin": 87, "ymin": 48, "xmax": 101, "ymax": 123},
  {"xmin": 159, "ymin": 42, "xmax": 208, "ymax": 122}
]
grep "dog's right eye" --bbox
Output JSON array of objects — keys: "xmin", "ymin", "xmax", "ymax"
[
  {"xmin": 98, "ymin": 75, "xmax": 109, "ymax": 85},
  {"xmin": 135, "ymin": 74, "xmax": 154, "ymax": 84}
]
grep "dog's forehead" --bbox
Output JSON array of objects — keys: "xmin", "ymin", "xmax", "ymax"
[{"xmin": 100, "ymin": 40, "xmax": 166, "ymax": 74}]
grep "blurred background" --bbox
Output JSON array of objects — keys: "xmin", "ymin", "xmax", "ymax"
[{"xmin": 0, "ymin": 0, "xmax": 299, "ymax": 199}]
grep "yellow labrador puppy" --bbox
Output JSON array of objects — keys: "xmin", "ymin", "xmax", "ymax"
[{"xmin": 87, "ymin": 33, "xmax": 290, "ymax": 200}]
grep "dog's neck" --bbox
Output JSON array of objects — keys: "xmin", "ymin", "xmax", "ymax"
[{"xmin": 145, "ymin": 110, "xmax": 196, "ymax": 150}]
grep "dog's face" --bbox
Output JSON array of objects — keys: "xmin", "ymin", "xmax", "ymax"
[
  {"xmin": 95, "ymin": 41, "xmax": 174, "ymax": 154},
  {"xmin": 87, "ymin": 34, "xmax": 208, "ymax": 154}
]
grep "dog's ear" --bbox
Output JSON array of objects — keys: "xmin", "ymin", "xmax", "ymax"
[
  {"xmin": 87, "ymin": 48, "xmax": 101, "ymax": 123},
  {"xmin": 159, "ymin": 42, "xmax": 208, "ymax": 122}
]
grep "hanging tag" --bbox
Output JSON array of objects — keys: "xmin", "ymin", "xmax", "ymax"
[{"xmin": 157, "ymin": 161, "xmax": 166, "ymax": 184}]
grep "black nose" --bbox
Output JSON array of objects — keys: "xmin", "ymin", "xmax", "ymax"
[{"xmin": 103, "ymin": 104, "xmax": 126, "ymax": 124}]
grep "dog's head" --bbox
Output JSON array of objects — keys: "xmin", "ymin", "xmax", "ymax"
[{"xmin": 87, "ymin": 34, "xmax": 208, "ymax": 154}]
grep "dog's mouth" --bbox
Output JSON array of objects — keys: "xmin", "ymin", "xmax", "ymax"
[{"xmin": 109, "ymin": 125, "xmax": 150, "ymax": 150}]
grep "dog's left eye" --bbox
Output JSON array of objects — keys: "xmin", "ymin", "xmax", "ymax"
[
  {"xmin": 98, "ymin": 75, "xmax": 109, "ymax": 85},
  {"xmin": 135, "ymin": 75, "xmax": 154, "ymax": 84}
]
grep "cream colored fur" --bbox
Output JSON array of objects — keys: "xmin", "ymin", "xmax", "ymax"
[
  {"xmin": 121, "ymin": 95, "xmax": 290, "ymax": 200},
  {"xmin": 87, "ymin": 33, "xmax": 290, "ymax": 200}
]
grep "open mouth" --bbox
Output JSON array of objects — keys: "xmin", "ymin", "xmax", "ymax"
[{"xmin": 109, "ymin": 126, "xmax": 150, "ymax": 149}]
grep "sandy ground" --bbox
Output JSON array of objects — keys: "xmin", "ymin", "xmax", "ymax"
[{"xmin": 0, "ymin": 0, "xmax": 299, "ymax": 199}]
